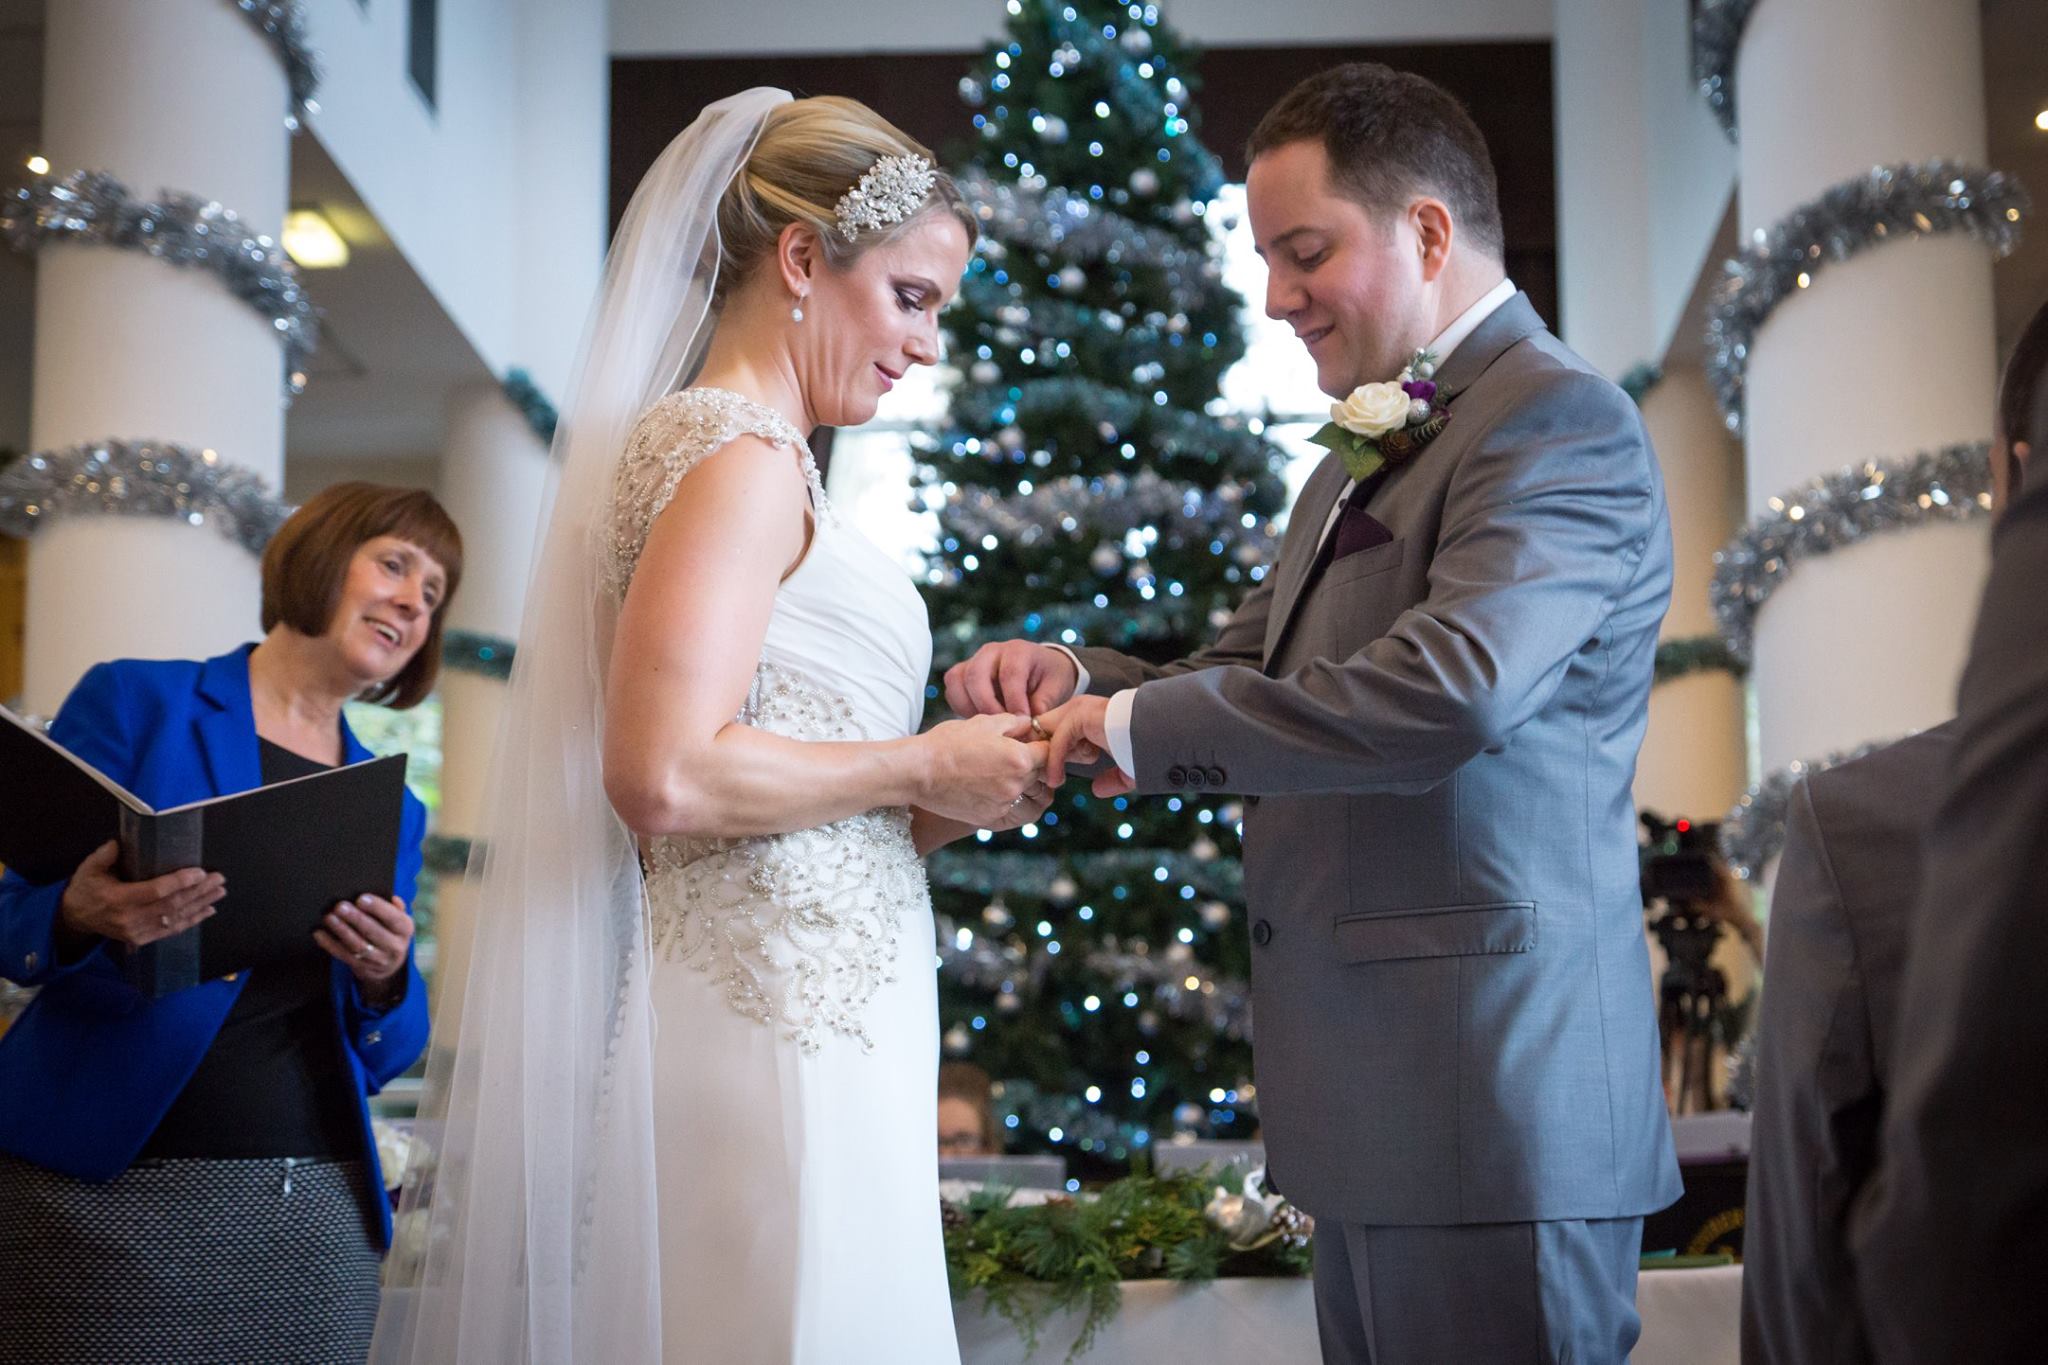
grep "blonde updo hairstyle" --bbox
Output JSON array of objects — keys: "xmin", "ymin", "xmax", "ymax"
[{"xmin": 712, "ymin": 96, "xmax": 977, "ymax": 310}]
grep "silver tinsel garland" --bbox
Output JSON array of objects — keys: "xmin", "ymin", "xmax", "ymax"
[
  {"xmin": 941, "ymin": 468, "xmax": 1277, "ymax": 565},
  {"xmin": 962, "ymin": 169, "xmax": 1222, "ymax": 315},
  {"xmin": 1691, "ymin": 0, "xmax": 1757, "ymax": 138},
  {"xmin": 0, "ymin": 438, "xmax": 291, "ymax": 555},
  {"xmin": 937, "ymin": 916, "xmax": 1252, "ymax": 1042},
  {"xmin": 1720, "ymin": 737, "xmax": 1900, "ymax": 880},
  {"xmin": 1710, "ymin": 442, "xmax": 1992, "ymax": 663},
  {"xmin": 1705, "ymin": 161, "xmax": 2028, "ymax": 432},
  {"xmin": 1, "ymin": 169, "xmax": 320, "ymax": 400},
  {"xmin": 228, "ymin": 0, "xmax": 322, "ymax": 130},
  {"xmin": 927, "ymin": 846, "xmax": 1242, "ymax": 903}
]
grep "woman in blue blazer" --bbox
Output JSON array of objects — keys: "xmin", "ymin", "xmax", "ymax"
[{"xmin": 0, "ymin": 482, "xmax": 462, "ymax": 1365}]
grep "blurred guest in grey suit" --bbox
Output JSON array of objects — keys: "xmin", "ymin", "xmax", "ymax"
[
  {"xmin": 1843, "ymin": 302, "xmax": 2048, "ymax": 1362},
  {"xmin": 952, "ymin": 64, "xmax": 1679, "ymax": 1364},
  {"xmin": 1743, "ymin": 297, "xmax": 2045, "ymax": 1364}
]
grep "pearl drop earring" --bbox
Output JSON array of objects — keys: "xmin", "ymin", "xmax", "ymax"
[{"xmin": 791, "ymin": 300, "xmax": 806, "ymax": 323}]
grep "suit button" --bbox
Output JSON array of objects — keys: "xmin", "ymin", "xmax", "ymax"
[
  {"xmin": 1252, "ymin": 919, "xmax": 1273, "ymax": 946},
  {"xmin": 1205, "ymin": 767, "xmax": 1226, "ymax": 787},
  {"xmin": 1166, "ymin": 765, "xmax": 1189, "ymax": 787},
  {"xmin": 1185, "ymin": 768, "xmax": 1207, "ymax": 790}
]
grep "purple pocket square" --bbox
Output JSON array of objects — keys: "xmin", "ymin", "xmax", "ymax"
[{"xmin": 1330, "ymin": 508, "xmax": 1395, "ymax": 561}]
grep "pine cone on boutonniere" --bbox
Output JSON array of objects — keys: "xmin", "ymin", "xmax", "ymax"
[{"xmin": 1310, "ymin": 347, "xmax": 1458, "ymax": 479}]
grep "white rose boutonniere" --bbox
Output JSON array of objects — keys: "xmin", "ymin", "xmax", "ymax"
[
  {"xmin": 1330, "ymin": 382, "xmax": 1412, "ymax": 441},
  {"xmin": 1310, "ymin": 347, "xmax": 1455, "ymax": 481}
]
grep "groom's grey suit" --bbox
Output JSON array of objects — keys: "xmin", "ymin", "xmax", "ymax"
[{"xmin": 1074, "ymin": 294, "xmax": 1681, "ymax": 1362}]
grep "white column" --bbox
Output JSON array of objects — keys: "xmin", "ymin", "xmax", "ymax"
[
  {"xmin": 1633, "ymin": 365, "xmax": 1747, "ymax": 821},
  {"xmin": 428, "ymin": 383, "xmax": 551, "ymax": 1028},
  {"xmin": 1736, "ymin": 0, "xmax": 1995, "ymax": 773},
  {"xmin": 1551, "ymin": 0, "xmax": 1654, "ymax": 376},
  {"xmin": 23, "ymin": 0, "xmax": 289, "ymax": 714}
]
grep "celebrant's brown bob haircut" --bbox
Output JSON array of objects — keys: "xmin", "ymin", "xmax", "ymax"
[{"xmin": 261, "ymin": 482, "xmax": 465, "ymax": 710}]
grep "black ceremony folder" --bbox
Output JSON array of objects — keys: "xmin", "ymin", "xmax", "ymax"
[{"xmin": 0, "ymin": 705, "xmax": 407, "ymax": 997}]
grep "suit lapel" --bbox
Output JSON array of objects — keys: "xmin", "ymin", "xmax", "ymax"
[
  {"xmin": 1256, "ymin": 292, "xmax": 1549, "ymax": 671},
  {"xmin": 194, "ymin": 645, "xmax": 262, "ymax": 797},
  {"xmin": 1263, "ymin": 452, "xmax": 1350, "ymax": 665}
]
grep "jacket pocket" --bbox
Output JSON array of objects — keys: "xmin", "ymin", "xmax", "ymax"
[{"xmin": 1332, "ymin": 900, "xmax": 1536, "ymax": 964}]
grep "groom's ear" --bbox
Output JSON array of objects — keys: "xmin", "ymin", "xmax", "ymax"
[
  {"xmin": 774, "ymin": 222, "xmax": 823, "ymax": 295},
  {"xmin": 1410, "ymin": 197, "xmax": 1456, "ymax": 283}
]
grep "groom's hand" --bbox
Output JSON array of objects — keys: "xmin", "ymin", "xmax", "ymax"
[
  {"xmin": 944, "ymin": 640, "xmax": 1078, "ymax": 718},
  {"xmin": 1039, "ymin": 695, "xmax": 1135, "ymax": 798}
]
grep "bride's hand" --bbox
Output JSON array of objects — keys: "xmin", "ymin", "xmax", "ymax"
[{"xmin": 916, "ymin": 713, "xmax": 1050, "ymax": 829}]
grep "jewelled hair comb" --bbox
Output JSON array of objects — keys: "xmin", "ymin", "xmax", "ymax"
[{"xmin": 834, "ymin": 154, "xmax": 937, "ymax": 242}]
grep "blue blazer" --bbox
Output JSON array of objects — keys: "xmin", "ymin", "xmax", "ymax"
[{"xmin": 0, "ymin": 645, "xmax": 430, "ymax": 1247}]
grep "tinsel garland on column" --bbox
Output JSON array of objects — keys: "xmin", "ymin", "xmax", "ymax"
[
  {"xmin": 500, "ymin": 369, "xmax": 560, "ymax": 446},
  {"xmin": 226, "ymin": 0, "xmax": 321, "ymax": 130},
  {"xmin": 1719, "ymin": 736, "xmax": 1900, "ymax": 880},
  {"xmin": 1691, "ymin": 0, "xmax": 1758, "ymax": 139},
  {"xmin": 1708, "ymin": 442, "xmax": 1992, "ymax": 664},
  {"xmin": 1653, "ymin": 635, "xmax": 1745, "ymax": 685},
  {"xmin": 1, "ymin": 169, "xmax": 320, "ymax": 400},
  {"xmin": 0, "ymin": 438, "xmax": 290, "ymax": 554},
  {"xmin": 441, "ymin": 628, "xmax": 517, "ymax": 680},
  {"xmin": 1705, "ymin": 161, "xmax": 2027, "ymax": 433}
]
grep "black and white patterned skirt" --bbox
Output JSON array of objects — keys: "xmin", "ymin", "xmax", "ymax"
[{"xmin": 0, "ymin": 1152, "xmax": 382, "ymax": 1365}]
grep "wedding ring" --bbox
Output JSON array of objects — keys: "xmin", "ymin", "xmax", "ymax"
[
  {"xmin": 355, "ymin": 946, "xmax": 373, "ymax": 961},
  {"xmin": 1030, "ymin": 719, "xmax": 1051, "ymax": 741}
]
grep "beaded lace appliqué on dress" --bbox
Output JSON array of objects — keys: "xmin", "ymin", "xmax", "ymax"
[{"xmin": 606, "ymin": 388, "xmax": 925, "ymax": 1055}]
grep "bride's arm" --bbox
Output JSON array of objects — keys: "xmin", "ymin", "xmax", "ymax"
[{"xmin": 603, "ymin": 437, "xmax": 1039, "ymax": 840}]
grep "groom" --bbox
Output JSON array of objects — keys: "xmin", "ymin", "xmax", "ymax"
[{"xmin": 947, "ymin": 64, "xmax": 1680, "ymax": 1362}]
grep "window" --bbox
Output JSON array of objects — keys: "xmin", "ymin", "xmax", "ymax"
[{"xmin": 407, "ymin": 0, "xmax": 438, "ymax": 109}]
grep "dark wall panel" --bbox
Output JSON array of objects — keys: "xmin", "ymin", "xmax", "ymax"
[{"xmin": 612, "ymin": 41, "xmax": 1557, "ymax": 328}]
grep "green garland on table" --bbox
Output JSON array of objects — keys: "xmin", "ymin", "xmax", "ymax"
[{"xmin": 945, "ymin": 1166, "xmax": 1311, "ymax": 1360}]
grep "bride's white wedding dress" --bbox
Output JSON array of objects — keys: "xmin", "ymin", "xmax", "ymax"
[{"xmin": 605, "ymin": 386, "xmax": 961, "ymax": 1364}]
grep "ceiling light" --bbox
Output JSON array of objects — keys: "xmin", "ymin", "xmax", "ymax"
[
  {"xmin": 283, "ymin": 208, "xmax": 349, "ymax": 269},
  {"xmin": 2035, "ymin": 108, "xmax": 2048, "ymax": 132},
  {"xmin": 25, "ymin": 155, "xmax": 48, "ymax": 175}
]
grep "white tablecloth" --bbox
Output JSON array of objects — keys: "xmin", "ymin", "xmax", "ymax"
[{"xmin": 956, "ymin": 1264, "xmax": 1742, "ymax": 1364}]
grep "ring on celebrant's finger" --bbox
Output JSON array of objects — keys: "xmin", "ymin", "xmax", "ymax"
[{"xmin": 1030, "ymin": 718, "xmax": 1051, "ymax": 742}]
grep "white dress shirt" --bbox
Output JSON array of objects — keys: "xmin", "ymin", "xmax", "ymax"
[{"xmin": 1064, "ymin": 278, "xmax": 1518, "ymax": 778}]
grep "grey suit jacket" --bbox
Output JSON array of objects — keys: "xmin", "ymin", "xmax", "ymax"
[
  {"xmin": 1074, "ymin": 294, "xmax": 1682, "ymax": 1225},
  {"xmin": 1851, "ymin": 476, "xmax": 2048, "ymax": 1361},
  {"xmin": 1740, "ymin": 725, "xmax": 1954, "ymax": 1365}
]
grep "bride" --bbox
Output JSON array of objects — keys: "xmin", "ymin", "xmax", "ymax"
[{"xmin": 374, "ymin": 90, "xmax": 1049, "ymax": 1363}]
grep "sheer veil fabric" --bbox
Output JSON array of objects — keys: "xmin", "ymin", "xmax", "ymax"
[{"xmin": 370, "ymin": 87, "xmax": 792, "ymax": 1364}]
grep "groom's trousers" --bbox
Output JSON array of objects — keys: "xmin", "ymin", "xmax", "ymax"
[{"xmin": 1311, "ymin": 1215, "xmax": 1644, "ymax": 1365}]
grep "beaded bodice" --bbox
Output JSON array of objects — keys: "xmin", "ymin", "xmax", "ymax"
[{"xmin": 606, "ymin": 388, "xmax": 934, "ymax": 1054}]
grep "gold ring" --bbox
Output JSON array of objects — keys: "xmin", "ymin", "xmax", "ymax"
[{"xmin": 1030, "ymin": 719, "xmax": 1052, "ymax": 741}]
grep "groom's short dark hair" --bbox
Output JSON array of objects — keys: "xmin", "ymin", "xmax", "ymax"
[{"xmin": 1248, "ymin": 63, "xmax": 1505, "ymax": 261}]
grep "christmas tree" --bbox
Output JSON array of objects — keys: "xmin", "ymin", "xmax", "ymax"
[{"xmin": 921, "ymin": 0, "xmax": 1290, "ymax": 1176}]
